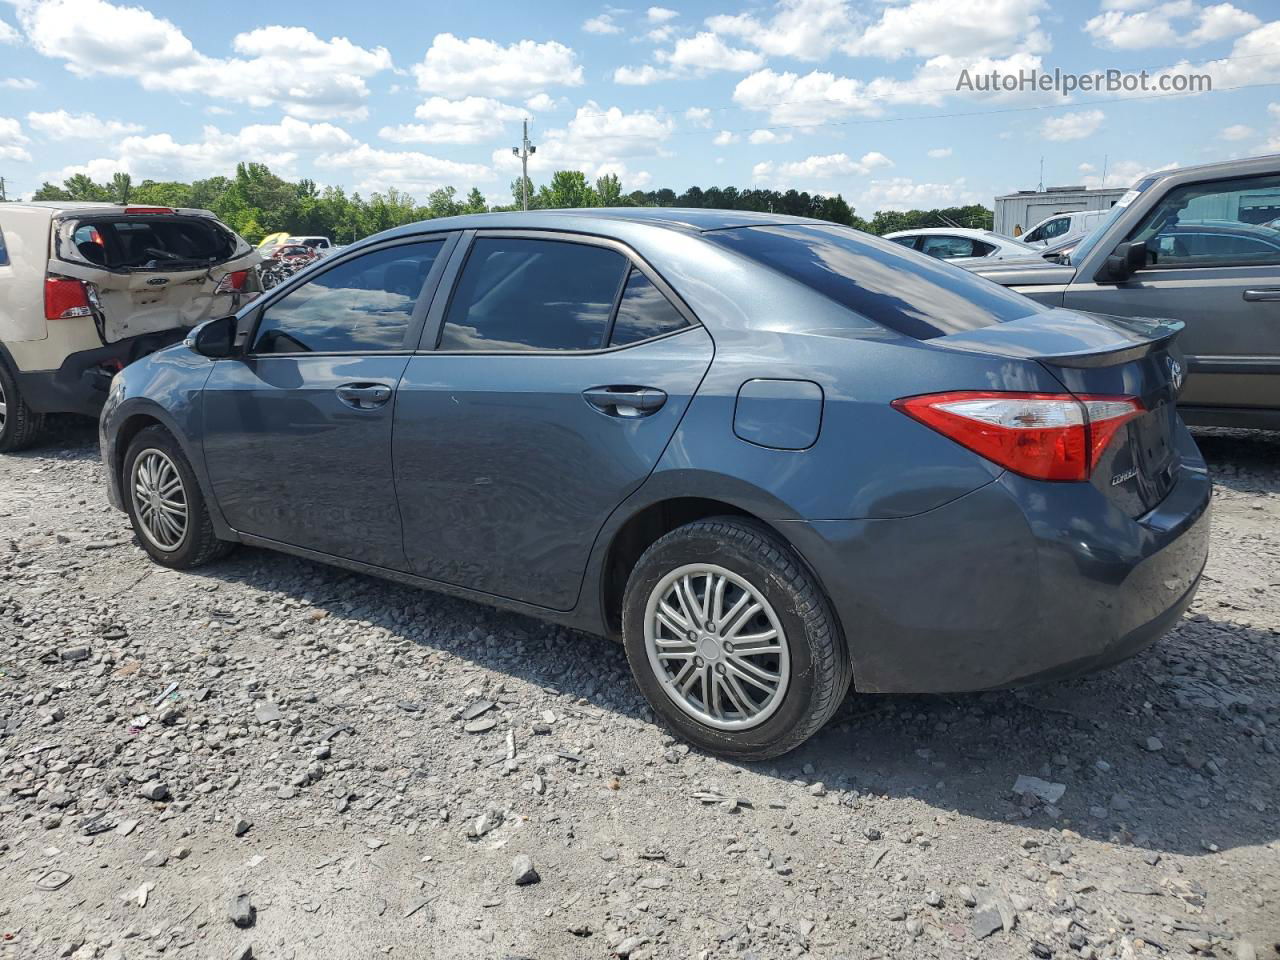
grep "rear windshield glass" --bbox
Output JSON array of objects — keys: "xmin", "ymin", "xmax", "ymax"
[
  {"xmin": 706, "ymin": 224, "xmax": 1045, "ymax": 340},
  {"xmin": 68, "ymin": 216, "xmax": 237, "ymax": 270}
]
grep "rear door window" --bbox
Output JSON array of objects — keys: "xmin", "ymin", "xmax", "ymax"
[
  {"xmin": 708, "ymin": 224, "xmax": 1045, "ymax": 340},
  {"xmin": 609, "ymin": 268, "xmax": 691, "ymax": 346},
  {"xmin": 253, "ymin": 241, "xmax": 444, "ymax": 354},
  {"xmin": 919, "ymin": 235, "xmax": 991, "ymax": 259},
  {"xmin": 439, "ymin": 237, "xmax": 628, "ymax": 351}
]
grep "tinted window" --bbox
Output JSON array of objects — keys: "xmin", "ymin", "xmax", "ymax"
[
  {"xmin": 253, "ymin": 241, "xmax": 442, "ymax": 354},
  {"xmin": 1128, "ymin": 173, "xmax": 1280, "ymax": 268},
  {"xmin": 889, "ymin": 236, "xmax": 918, "ymax": 249},
  {"xmin": 440, "ymin": 237, "xmax": 627, "ymax": 351},
  {"xmin": 707, "ymin": 224, "xmax": 1044, "ymax": 340},
  {"xmin": 919, "ymin": 235, "xmax": 990, "ymax": 259},
  {"xmin": 609, "ymin": 269, "xmax": 690, "ymax": 346}
]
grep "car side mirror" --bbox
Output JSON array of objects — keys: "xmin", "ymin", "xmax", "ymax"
[
  {"xmin": 191, "ymin": 314, "xmax": 239, "ymax": 359},
  {"xmin": 1095, "ymin": 240, "xmax": 1148, "ymax": 283}
]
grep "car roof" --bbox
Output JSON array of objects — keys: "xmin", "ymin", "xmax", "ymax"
[
  {"xmin": 374, "ymin": 207, "xmax": 828, "ymax": 243},
  {"xmin": 884, "ymin": 227, "xmax": 1004, "ymax": 239},
  {"xmin": 5, "ymin": 201, "xmax": 218, "ymax": 217}
]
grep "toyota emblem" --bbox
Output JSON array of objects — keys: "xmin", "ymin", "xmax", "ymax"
[{"xmin": 1168, "ymin": 356, "xmax": 1184, "ymax": 392}]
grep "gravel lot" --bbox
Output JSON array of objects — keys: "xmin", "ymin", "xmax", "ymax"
[{"xmin": 2, "ymin": 419, "xmax": 1278, "ymax": 960}]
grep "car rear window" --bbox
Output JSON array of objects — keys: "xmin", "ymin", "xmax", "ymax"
[
  {"xmin": 706, "ymin": 224, "xmax": 1045, "ymax": 340},
  {"xmin": 67, "ymin": 216, "xmax": 237, "ymax": 270}
]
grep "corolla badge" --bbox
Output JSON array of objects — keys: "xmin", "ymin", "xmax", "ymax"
[
  {"xmin": 1168, "ymin": 357, "xmax": 1184, "ymax": 392},
  {"xmin": 146, "ymin": 277, "xmax": 169, "ymax": 286}
]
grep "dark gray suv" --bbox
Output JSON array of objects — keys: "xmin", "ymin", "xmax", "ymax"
[{"xmin": 100, "ymin": 210, "xmax": 1211, "ymax": 759}]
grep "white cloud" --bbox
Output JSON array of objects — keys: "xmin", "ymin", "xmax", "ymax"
[
  {"xmin": 707, "ymin": 0, "xmax": 857, "ymax": 61},
  {"xmin": 748, "ymin": 129, "xmax": 793, "ymax": 144},
  {"xmin": 0, "ymin": 17, "xmax": 20, "ymax": 43},
  {"xmin": 1077, "ymin": 159, "xmax": 1179, "ymax": 190},
  {"xmin": 846, "ymin": 0, "xmax": 1047, "ymax": 59},
  {"xmin": 755, "ymin": 151, "xmax": 893, "ymax": 183},
  {"xmin": 2, "ymin": 77, "xmax": 37, "ymax": 90},
  {"xmin": 647, "ymin": 6, "xmax": 678, "ymax": 22},
  {"xmin": 645, "ymin": 24, "xmax": 677, "ymax": 42},
  {"xmin": 1040, "ymin": 109, "xmax": 1105, "ymax": 141},
  {"xmin": 1219, "ymin": 123, "xmax": 1253, "ymax": 140},
  {"xmin": 713, "ymin": 130, "xmax": 739, "ymax": 145},
  {"xmin": 490, "ymin": 102, "xmax": 673, "ymax": 179},
  {"xmin": 614, "ymin": 64, "xmax": 672, "ymax": 85},
  {"xmin": 1085, "ymin": 1, "xmax": 1259, "ymax": 49},
  {"xmin": 856, "ymin": 177, "xmax": 980, "ymax": 211},
  {"xmin": 411, "ymin": 34, "xmax": 583, "ymax": 99},
  {"xmin": 685, "ymin": 106, "xmax": 713, "ymax": 127},
  {"xmin": 582, "ymin": 13, "xmax": 622, "ymax": 35},
  {"xmin": 1149, "ymin": 21, "xmax": 1280, "ymax": 92},
  {"xmin": 26, "ymin": 109, "xmax": 142, "ymax": 140},
  {"xmin": 525, "ymin": 93, "xmax": 557, "ymax": 111},
  {"xmin": 928, "ymin": 147, "xmax": 953, "ymax": 158},
  {"xmin": 17, "ymin": 2, "xmax": 392, "ymax": 119},
  {"xmin": 37, "ymin": 118, "xmax": 359, "ymax": 184},
  {"xmin": 657, "ymin": 32, "xmax": 764, "ymax": 72},
  {"xmin": 316, "ymin": 144, "xmax": 493, "ymax": 194},
  {"xmin": 0, "ymin": 116, "xmax": 32, "ymax": 163},
  {"xmin": 379, "ymin": 97, "xmax": 525, "ymax": 145}
]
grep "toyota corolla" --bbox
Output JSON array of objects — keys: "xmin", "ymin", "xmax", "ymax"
[{"xmin": 100, "ymin": 209, "xmax": 1211, "ymax": 759}]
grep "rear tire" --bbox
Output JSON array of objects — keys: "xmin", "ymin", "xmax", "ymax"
[
  {"xmin": 123, "ymin": 425, "xmax": 234, "ymax": 569},
  {"xmin": 0, "ymin": 357, "xmax": 45, "ymax": 453},
  {"xmin": 622, "ymin": 517, "xmax": 852, "ymax": 761}
]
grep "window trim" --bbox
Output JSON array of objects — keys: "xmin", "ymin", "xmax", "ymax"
[
  {"xmin": 243, "ymin": 232, "xmax": 459, "ymax": 359},
  {"xmin": 418, "ymin": 228, "xmax": 702, "ymax": 356}
]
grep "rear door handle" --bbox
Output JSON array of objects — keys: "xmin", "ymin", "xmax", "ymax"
[
  {"xmin": 1243, "ymin": 288, "xmax": 1280, "ymax": 302},
  {"xmin": 336, "ymin": 383, "xmax": 393, "ymax": 410},
  {"xmin": 583, "ymin": 386, "xmax": 667, "ymax": 418}
]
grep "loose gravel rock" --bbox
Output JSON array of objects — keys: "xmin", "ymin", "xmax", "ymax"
[{"xmin": 1, "ymin": 419, "xmax": 1279, "ymax": 958}]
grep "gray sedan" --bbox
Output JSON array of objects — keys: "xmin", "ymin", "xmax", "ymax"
[{"xmin": 99, "ymin": 209, "xmax": 1210, "ymax": 759}]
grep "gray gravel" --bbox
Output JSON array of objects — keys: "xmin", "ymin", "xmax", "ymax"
[{"xmin": 2, "ymin": 418, "xmax": 1279, "ymax": 959}]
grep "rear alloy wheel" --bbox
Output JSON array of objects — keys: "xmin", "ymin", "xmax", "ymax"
[
  {"xmin": 123, "ymin": 425, "xmax": 234, "ymax": 569},
  {"xmin": 0, "ymin": 358, "xmax": 45, "ymax": 453},
  {"xmin": 623, "ymin": 517, "xmax": 852, "ymax": 760}
]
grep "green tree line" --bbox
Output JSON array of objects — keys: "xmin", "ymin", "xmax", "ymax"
[{"xmin": 29, "ymin": 162, "xmax": 993, "ymax": 244}]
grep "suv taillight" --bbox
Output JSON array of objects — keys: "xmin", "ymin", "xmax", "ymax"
[
  {"xmin": 214, "ymin": 270, "xmax": 248, "ymax": 294},
  {"xmin": 44, "ymin": 276, "xmax": 93, "ymax": 320},
  {"xmin": 892, "ymin": 391, "xmax": 1143, "ymax": 482}
]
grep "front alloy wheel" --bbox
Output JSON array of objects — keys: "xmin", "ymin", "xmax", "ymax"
[{"xmin": 130, "ymin": 449, "xmax": 189, "ymax": 552}]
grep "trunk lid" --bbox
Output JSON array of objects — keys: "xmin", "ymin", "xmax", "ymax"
[
  {"xmin": 49, "ymin": 211, "xmax": 259, "ymax": 343},
  {"xmin": 934, "ymin": 308, "xmax": 1186, "ymax": 516}
]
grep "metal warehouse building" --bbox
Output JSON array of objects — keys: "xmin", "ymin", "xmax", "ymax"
[{"xmin": 993, "ymin": 186, "xmax": 1128, "ymax": 237}]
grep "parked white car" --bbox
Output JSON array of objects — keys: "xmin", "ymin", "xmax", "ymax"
[
  {"xmin": 0, "ymin": 202, "xmax": 259, "ymax": 451},
  {"xmin": 884, "ymin": 228, "xmax": 1037, "ymax": 261},
  {"xmin": 1019, "ymin": 209, "xmax": 1113, "ymax": 247}
]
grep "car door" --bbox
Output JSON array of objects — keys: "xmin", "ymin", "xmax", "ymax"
[
  {"xmin": 202, "ymin": 234, "xmax": 456, "ymax": 567},
  {"xmin": 393, "ymin": 231, "xmax": 714, "ymax": 610},
  {"xmin": 1061, "ymin": 171, "xmax": 1280, "ymax": 411}
]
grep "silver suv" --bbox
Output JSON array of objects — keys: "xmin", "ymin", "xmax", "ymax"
[
  {"xmin": 0, "ymin": 202, "xmax": 259, "ymax": 451},
  {"xmin": 969, "ymin": 154, "xmax": 1280, "ymax": 430}
]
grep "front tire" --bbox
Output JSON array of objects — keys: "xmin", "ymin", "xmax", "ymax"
[
  {"xmin": 0, "ymin": 358, "xmax": 45, "ymax": 453},
  {"xmin": 622, "ymin": 517, "xmax": 852, "ymax": 761},
  {"xmin": 123, "ymin": 425, "xmax": 234, "ymax": 569}
]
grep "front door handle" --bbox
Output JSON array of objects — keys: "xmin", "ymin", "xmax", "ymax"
[
  {"xmin": 336, "ymin": 383, "xmax": 393, "ymax": 410},
  {"xmin": 583, "ymin": 386, "xmax": 667, "ymax": 418},
  {"xmin": 1243, "ymin": 288, "xmax": 1280, "ymax": 302}
]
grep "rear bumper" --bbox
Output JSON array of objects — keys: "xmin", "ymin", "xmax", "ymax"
[
  {"xmin": 779, "ymin": 425, "xmax": 1212, "ymax": 693},
  {"xmin": 13, "ymin": 328, "xmax": 187, "ymax": 417}
]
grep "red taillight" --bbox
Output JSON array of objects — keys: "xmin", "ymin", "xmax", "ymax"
[
  {"xmin": 123, "ymin": 206, "xmax": 174, "ymax": 215},
  {"xmin": 44, "ymin": 277, "xmax": 93, "ymax": 321},
  {"xmin": 214, "ymin": 269, "xmax": 248, "ymax": 294},
  {"xmin": 892, "ymin": 391, "xmax": 1143, "ymax": 482}
]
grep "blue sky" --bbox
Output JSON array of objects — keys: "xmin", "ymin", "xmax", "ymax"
[{"xmin": 1, "ymin": 0, "xmax": 1278, "ymax": 213}]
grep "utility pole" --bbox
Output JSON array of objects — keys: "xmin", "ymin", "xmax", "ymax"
[
  {"xmin": 511, "ymin": 119, "xmax": 536, "ymax": 211},
  {"xmin": 1037, "ymin": 156, "xmax": 1044, "ymax": 193},
  {"xmin": 0, "ymin": 177, "xmax": 7, "ymax": 202},
  {"xmin": 1101, "ymin": 154, "xmax": 1109, "ymax": 188}
]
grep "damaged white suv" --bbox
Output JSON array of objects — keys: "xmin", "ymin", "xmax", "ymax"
[{"xmin": 0, "ymin": 202, "xmax": 259, "ymax": 452}]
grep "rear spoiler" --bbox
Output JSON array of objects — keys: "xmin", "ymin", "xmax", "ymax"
[{"xmin": 1038, "ymin": 319, "xmax": 1182, "ymax": 368}]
